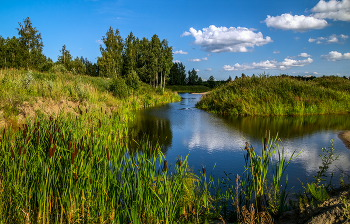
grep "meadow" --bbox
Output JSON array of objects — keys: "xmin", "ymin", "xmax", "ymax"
[
  {"xmin": 196, "ymin": 75, "xmax": 350, "ymax": 116},
  {"xmin": 0, "ymin": 70, "xmax": 349, "ymax": 223}
]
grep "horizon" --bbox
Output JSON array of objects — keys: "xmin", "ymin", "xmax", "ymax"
[{"xmin": 1, "ymin": 0, "xmax": 349, "ymax": 80}]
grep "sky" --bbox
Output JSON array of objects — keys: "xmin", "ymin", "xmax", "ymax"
[{"xmin": 1, "ymin": 0, "xmax": 350, "ymax": 80}]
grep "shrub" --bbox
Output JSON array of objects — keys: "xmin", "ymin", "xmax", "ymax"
[
  {"xmin": 109, "ymin": 77, "xmax": 130, "ymax": 98},
  {"xmin": 50, "ymin": 64, "xmax": 67, "ymax": 74}
]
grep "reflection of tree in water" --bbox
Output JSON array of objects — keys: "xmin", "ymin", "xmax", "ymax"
[
  {"xmin": 128, "ymin": 114, "xmax": 172, "ymax": 154},
  {"xmin": 220, "ymin": 114, "xmax": 350, "ymax": 139}
]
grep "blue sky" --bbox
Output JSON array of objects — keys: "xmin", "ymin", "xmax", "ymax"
[{"xmin": 1, "ymin": 0, "xmax": 350, "ymax": 80}]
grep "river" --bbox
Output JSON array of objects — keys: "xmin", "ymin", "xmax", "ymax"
[{"xmin": 129, "ymin": 93, "xmax": 350, "ymax": 191}]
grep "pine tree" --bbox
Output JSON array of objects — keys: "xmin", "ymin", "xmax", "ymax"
[
  {"xmin": 123, "ymin": 31, "xmax": 137, "ymax": 78},
  {"xmin": 58, "ymin": 45, "xmax": 72, "ymax": 71},
  {"xmin": 16, "ymin": 17, "xmax": 44, "ymax": 70},
  {"xmin": 149, "ymin": 34, "xmax": 161, "ymax": 87}
]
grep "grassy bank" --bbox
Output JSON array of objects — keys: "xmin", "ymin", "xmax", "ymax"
[
  {"xmin": 166, "ymin": 85, "xmax": 211, "ymax": 93},
  {"xmin": 0, "ymin": 68, "xmax": 180, "ymax": 127},
  {"xmin": 196, "ymin": 75, "xmax": 350, "ymax": 116}
]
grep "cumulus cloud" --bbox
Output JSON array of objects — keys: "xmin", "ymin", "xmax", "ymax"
[
  {"xmin": 205, "ymin": 68, "xmax": 212, "ymax": 71},
  {"xmin": 96, "ymin": 39, "xmax": 104, "ymax": 44},
  {"xmin": 181, "ymin": 31, "xmax": 191, "ymax": 37},
  {"xmin": 223, "ymin": 57, "xmax": 313, "ymax": 71},
  {"xmin": 308, "ymin": 34, "xmax": 349, "ymax": 44},
  {"xmin": 311, "ymin": 0, "xmax": 350, "ymax": 21},
  {"xmin": 188, "ymin": 57, "xmax": 208, "ymax": 62},
  {"xmin": 299, "ymin": 53, "xmax": 312, "ymax": 57},
  {"xmin": 321, "ymin": 51, "xmax": 350, "ymax": 60},
  {"xmin": 313, "ymin": 72, "xmax": 320, "ymax": 74},
  {"xmin": 264, "ymin": 13, "xmax": 328, "ymax": 31},
  {"xmin": 181, "ymin": 25, "xmax": 272, "ymax": 53},
  {"xmin": 173, "ymin": 60, "xmax": 181, "ymax": 63},
  {"xmin": 195, "ymin": 69, "xmax": 200, "ymax": 72},
  {"xmin": 173, "ymin": 50, "xmax": 188, "ymax": 54},
  {"xmin": 273, "ymin": 50, "xmax": 280, "ymax": 54}
]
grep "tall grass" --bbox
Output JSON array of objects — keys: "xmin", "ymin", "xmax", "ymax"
[
  {"xmin": 0, "ymin": 68, "xmax": 180, "ymax": 122},
  {"xmin": 196, "ymin": 75, "xmax": 350, "ymax": 116},
  {"xmin": 0, "ymin": 111, "xmax": 218, "ymax": 223}
]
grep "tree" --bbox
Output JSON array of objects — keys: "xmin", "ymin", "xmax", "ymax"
[
  {"xmin": 97, "ymin": 27, "xmax": 124, "ymax": 78},
  {"xmin": 16, "ymin": 17, "xmax": 44, "ymax": 69},
  {"xmin": 71, "ymin": 56, "xmax": 86, "ymax": 75},
  {"xmin": 208, "ymin": 75, "xmax": 215, "ymax": 88},
  {"xmin": 149, "ymin": 34, "xmax": 161, "ymax": 87},
  {"xmin": 160, "ymin": 39, "xmax": 173, "ymax": 90},
  {"xmin": 135, "ymin": 37, "xmax": 150, "ymax": 83},
  {"xmin": 227, "ymin": 75, "xmax": 232, "ymax": 82},
  {"xmin": 187, "ymin": 68, "xmax": 199, "ymax": 85},
  {"xmin": 57, "ymin": 45, "xmax": 72, "ymax": 70},
  {"xmin": 123, "ymin": 31, "xmax": 137, "ymax": 78}
]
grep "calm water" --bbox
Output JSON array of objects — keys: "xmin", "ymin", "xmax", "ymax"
[{"xmin": 129, "ymin": 93, "xmax": 350, "ymax": 191}]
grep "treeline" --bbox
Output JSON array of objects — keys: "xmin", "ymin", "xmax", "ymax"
[{"xmin": 0, "ymin": 17, "xmax": 173, "ymax": 89}]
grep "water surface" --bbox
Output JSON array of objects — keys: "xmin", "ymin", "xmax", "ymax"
[{"xmin": 129, "ymin": 93, "xmax": 350, "ymax": 191}]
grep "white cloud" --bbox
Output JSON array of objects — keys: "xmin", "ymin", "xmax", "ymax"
[
  {"xmin": 181, "ymin": 31, "xmax": 191, "ymax": 37},
  {"xmin": 313, "ymin": 72, "xmax": 320, "ymax": 74},
  {"xmin": 299, "ymin": 53, "xmax": 312, "ymax": 57},
  {"xmin": 305, "ymin": 71, "xmax": 309, "ymax": 73},
  {"xmin": 273, "ymin": 50, "xmax": 280, "ymax": 54},
  {"xmin": 173, "ymin": 50, "xmax": 188, "ymax": 54},
  {"xmin": 188, "ymin": 57, "xmax": 209, "ymax": 62},
  {"xmin": 294, "ymin": 37, "xmax": 300, "ymax": 40},
  {"xmin": 96, "ymin": 39, "xmax": 103, "ymax": 44},
  {"xmin": 206, "ymin": 54, "xmax": 211, "ymax": 57},
  {"xmin": 308, "ymin": 34, "xmax": 349, "ymax": 44},
  {"xmin": 311, "ymin": 0, "xmax": 350, "ymax": 21},
  {"xmin": 205, "ymin": 68, "xmax": 212, "ymax": 71},
  {"xmin": 223, "ymin": 57, "xmax": 313, "ymax": 71},
  {"xmin": 173, "ymin": 60, "xmax": 181, "ymax": 63},
  {"xmin": 182, "ymin": 25, "xmax": 272, "ymax": 53},
  {"xmin": 321, "ymin": 51, "xmax": 350, "ymax": 60},
  {"xmin": 195, "ymin": 69, "xmax": 200, "ymax": 72},
  {"xmin": 264, "ymin": 13, "xmax": 328, "ymax": 31}
]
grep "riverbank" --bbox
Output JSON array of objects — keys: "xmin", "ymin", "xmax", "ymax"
[
  {"xmin": 0, "ymin": 69, "xmax": 180, "ymax": 129},
  {"xmin": 339, "ymin": 130, "xmax": 350, "ymax": 150},
  {"xmin": 196, "ymin": 75, "xmax": 350, "ymax": 116},
  {"xmin": 166, "ymin": 85, "xmax": 211, "ymax": 93}
]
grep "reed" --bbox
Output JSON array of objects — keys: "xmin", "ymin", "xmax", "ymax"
[{"xmin": 0, "ymin": 111, "xmax": 218, "ymax": 223}]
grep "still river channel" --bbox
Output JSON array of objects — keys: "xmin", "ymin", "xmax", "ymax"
[{"xmin": 129, "ymin": 93, "xmax": 350, "ymax": 191}]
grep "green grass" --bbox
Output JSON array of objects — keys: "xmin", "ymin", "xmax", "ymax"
[
  {"xmin": 0, "ymin": 68, "xmax": 181, "ymax": 122},
  {"xmin": 196, "ymin": 75, "xmax": 350, "ymax": 116},
  {"xmin": 166, "ymin": 85, "xmax": 211, "ymax": 93}
]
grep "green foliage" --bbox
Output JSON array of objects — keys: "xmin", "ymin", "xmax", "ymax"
[
  {"xmin": 166, "ymin": 85, "xmax": 211, "ymax": 93},
  {"xmin": 50, "ymin": 64, "xmax": 67, "ymax": 74},
  {"xmin": 196, "ymin": 75, "xmax": 350, "ymax": 115},
  {"xmin": 109, "ymin": 77, "xmax": 130, "ymax": 98},
  {"xmin": 125, "ymin": 70, "xmax": 140, "ymax": 90},
  {"xmin": 307, "ymin": 183, "xmax": 329, "ymax": 202},
  {"xmin": 313, "ymin": 139, "xmax": 339, "ymax": 187}
]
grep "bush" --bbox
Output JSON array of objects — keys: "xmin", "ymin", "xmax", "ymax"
[
  {"xmin": 109, "ymin": 77, "xmax": 130, "ymax": 98},
  {"xmin": 50, "ymin": 64, "xmax": 67, "ymax": 74},
  {"xmin": 125, "ymin": 70, "xmax": 140, "ymax": 91}
]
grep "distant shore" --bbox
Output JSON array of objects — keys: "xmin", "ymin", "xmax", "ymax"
[{"xmin": 338, "ymin": 130, "xmax": 350, "ymax": 149}]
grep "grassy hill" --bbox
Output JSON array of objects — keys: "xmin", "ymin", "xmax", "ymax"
[{"xmin": 196, "ymin": 75, "xmax": 350, "ymax": 116}]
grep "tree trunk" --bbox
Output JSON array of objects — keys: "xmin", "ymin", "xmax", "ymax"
[{"xmin": 160, "ymin": 71, "xmax": 163, "ymax": 89}]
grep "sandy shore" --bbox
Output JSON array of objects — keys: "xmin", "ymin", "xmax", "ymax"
[{"xmin": 338, "ymin": 130, "xmax": 350, "ymax": 150}]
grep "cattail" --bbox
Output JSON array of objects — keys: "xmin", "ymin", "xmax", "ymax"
[
  {"xmin": 71, "ymin": 152, "xmax": 75, "ymax": 164},
  {"xmin": 61, "ymin": 134, "xmax": 65, "ymax": 144},
  {"xmin": 86, "ymin": 108, "xmax": 87, "ymax": 114},
  {"xmin": 178, "ymin": 159, "xmax": 181, "ymax": 167},
  {"xmin": 90, "ymin": 178, "xmax": 92, "ymax": 184},
  {"xmin": 37, "ymin": 121, "xmax": 40, "ymax": 127},
  {"xmin": 106, "ymin": 148, "xmax": 110, "ymax": 161},
  {"xmin": 164, "ymin": 159, "xmax": 167, "ymax": 172},
  {"xmin": 264, "ymin": 137, "xmax": 267, "ymax": 151},
  {"xmin": 101, "ymin": 107, "xmax": 102, "ymax": 113},
  {"xmin": 26, "ymin": 135, "xmax": 31, "ymax": 144},
  {"xmin": 18, "ymin": 146, "xmax": 22, "ymax": 156},
  {"xmin": 202, "ymin": 166, "xmax": 206, "ymax": 174},
  {"xmin": 74, "ymin": 173, "xmax": 77, "ymax": 182},
  {"xmin": 50, "ymin": 134, "xmax": 53, "ymax": 145},
  {"xmin": 23, "ymin": 130, "xmax": 26, "ymax": 139},
  {"xmin": 49, "ymin": 147, "xmax": 53, "ymax": 158},
  {"xmin": 74, "ymin": 142, "xmax": 77, "ymax": 154},
  {"xmin": 149, "ymin": 147, "xmax": 151, "ymax": 159},
  {"xmin": 37, "ymin": 133, "xmax": 40, "ymax": 145},
  {"xmin": 68, "ymin": 142, "xmax": 72, "ymax": 152},
  {"xmin": 52, "ymin": 144, "xmax": 57, "ymax": 157},
  {"xmin": 89, "ymin": 150, "xmax": 91, "ymax": 158},
  {"xmin": 10, "ymin": 147, "xmax": 15, "ymax": 159},
  {"xmin": 24, "ymin": 147, "xmax": 27, "ymax": 155},
  {"xmin": 99, "ymin": 120, "xmax": 101, "ymax": 128},
  {"xmin": 81, "ymin": 142, "xmax": 84, "ymax": 151}
]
